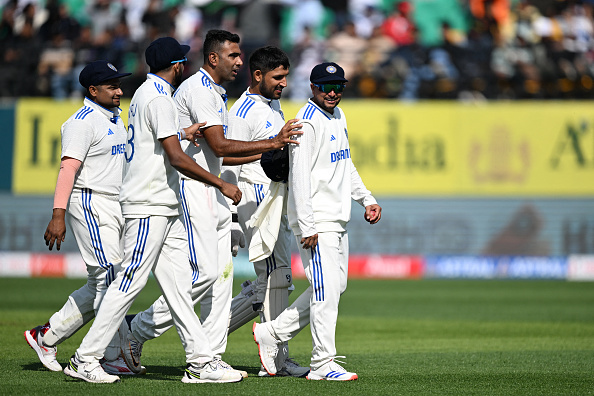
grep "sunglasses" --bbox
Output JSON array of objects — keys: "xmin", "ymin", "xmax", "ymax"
[
  {"xmin": 171, "ymin": 56, "xmax": 187, "ymax": 65},
  {"xmin": 314, "ymin": 83, "xmax": 345, "ymax": 93}
]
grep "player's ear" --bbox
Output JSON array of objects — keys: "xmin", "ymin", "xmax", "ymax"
[
  {"xmin": 208, "ymin": 51, "xmax": 218, "ymax": 67},
  {"xmin": 88, "ymin": 85, "xmax": 98, "ymax": 98},
  {"xmin": 253, "ymin": 70, "xmax": 264, "ymax": 83}
]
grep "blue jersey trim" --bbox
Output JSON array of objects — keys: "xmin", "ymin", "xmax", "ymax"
[
  {"xmin": 81, "ymin": 188, "xmax": 115, "ymax": 286},
  {"xmin": 302, "ymin": 101, "xmax": 331, "ymax": 120},
  {"xmin": 120, "ymin": 218, "xmax": 150, "ymax": 293},
  {"xmin": 75, "ymin": 106, "xmax": 94, "ymax": 120},
  {"xmin": 311, "ymin": 244, "xmax": 324, "ymax": 301},
  {"xmin": 236, "ymin": 97, "xmax": 256, "ymax": 119},
  {"xmin": 180, "ymin": 180, "xmax": 200, "ymax": 284}
]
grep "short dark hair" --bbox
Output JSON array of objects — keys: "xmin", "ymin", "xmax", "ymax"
[
  {"xmin": 249, "ymin": 46, "xmax": 290, "ymax": 76},
  {"xmin": 203, "ymin": 29, "xmax": 240, "ymax": 62}
]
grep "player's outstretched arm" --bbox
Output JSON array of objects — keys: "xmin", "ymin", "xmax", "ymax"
[
  {"xmin": 181, "ymin": 121, "xmax": 207, "ymax": 147},
  {"xmin": 160, "ymin": 135, "xmax": 242, "ymax": 205},
  {"xmin": 364, "ymin": 204, "xmax": 382, "ymax": 224},
  {"xmin": 204, "ymin": 121, "xmax": 303, "ymax": 158},
  {"xmin": 270, "ymin": 118, "xmax": 303, "ymax": 148}
]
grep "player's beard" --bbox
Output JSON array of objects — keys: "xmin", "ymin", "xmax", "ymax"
[
  {"xmin": 260, "ymin": 80, "xmax": 282, "ymax": 100},
  {"xmin": 173, "ymin": 66, "xmax": 184, "ymax": 87}
]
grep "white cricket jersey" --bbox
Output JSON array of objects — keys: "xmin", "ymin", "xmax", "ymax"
[
  {"xmin": 174, "ymin": 68, "xmax": 228, "ymax": 177},
  {"xmin": 288, "ymin": 99, "xmax": 377, "ymax": 237},
  {"xmin": 60, "ymin": 97, "xmax": 127, "ymax": 195},
  {"xmin": 222, "ymin": 88, "xmax": 286, "ymax": 185},
  {"xmin": 120, "ymin": 73, "xmax": 182, "ymax": 218}
]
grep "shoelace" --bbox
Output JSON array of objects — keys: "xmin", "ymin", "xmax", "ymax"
[
  {"xmin": 331, "ymin": 356, "xmax": 348, "ymax": 371},
  {"xmin": 284, "ymin": 357, "xmax": 302, "ymax": 368},
  {"xmin": 130, "ymin": 339, "xmax": 143, "ymax": 358},
  {"xmin": 214, "ymin": 358, "xmax": 229, "ymax": 369}
]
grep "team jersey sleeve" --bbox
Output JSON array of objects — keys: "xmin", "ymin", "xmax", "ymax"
[
  {"xmin": 60, "ymin": 119, "xmax": 95, "ymax": 161},
  {"xmin": 350, "ymin": 161, "xmax": 377, "ymax": 207},
  {"xmin": 147, "ymin": 96, "xmax": 179, "ymax": 140},
  {"xmin": 290, "ymin": 121, "xmax": 317, "ymax": 237}
]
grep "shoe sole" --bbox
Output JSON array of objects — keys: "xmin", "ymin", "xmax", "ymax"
[
  {"xmin": 64, "ymin": 364, "xmax": 121, "ymax": 383},
  {"xmin": 252, "ymin": 323, "xmax": 276, "ymax": 376},
  {"xmin": 24, "ymin": 330, "xmax": 62, "ymax": 372},
  {"xmin": 306, "ymin": 373, "xmax": 358, "ymax": 381},
  {"xmin": 119, "ymin": 332, "xmax": 143, "ymax": 374},
  {"xmin": 103, "ymin": 364, "xmax": 147, "ymax": 376},
  {"xmin": 181, "ymin": 375, "xmax": 243, "ymax": 383}
]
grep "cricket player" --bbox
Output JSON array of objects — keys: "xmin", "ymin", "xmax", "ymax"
[
  {"xmin": 24, "ymin": 60, "xmax": 137, "ymax": 375},
  {"xmin": 64, "ymin": 37, "xmax": 243, "ymax": 384},
  {"xmin": 253, "ymin": 62, "xmax": 382, "ymax": 381},
  {"xmin": 120, "ymin": 31, "xmax": 301, "ymax": 377},
  {"xmin": 221, "ymin": 46, "xmax": 309, "ymax": 377}
]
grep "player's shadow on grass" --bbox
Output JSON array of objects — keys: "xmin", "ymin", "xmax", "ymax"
[{"xmin": 22, "ymin": 362, "xmax": 50, "ymax": 371}]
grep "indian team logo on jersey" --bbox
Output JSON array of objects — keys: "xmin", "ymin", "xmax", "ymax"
[
  {"xmin": 326, "ymin": 65, "xmax": 337, "ymax": 74},
  {"xmin": 107, "ymin": 63, "xmax": 117, "ymax": 72}
]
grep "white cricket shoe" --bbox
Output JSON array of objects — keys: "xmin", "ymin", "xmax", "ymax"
[
  {"xmin": 64, "ymin": 355, "xmax": 120, "ymax": 383},
  {"xmin": 101, "ymin": 356, "xmax": 147, "ymax": 376},
  {"xmin": 120, "ymin": 327, "xmax": 143, "ymax": 374},
  {"xmin": 307, "ymin": 358, "xmax": 358, "ymax": 381},
  {"xmin": 252, "ymin": 322, "xmax": 279, "ymax": 376},
  {"xmin": 181, "ymin": 361, "xmax": 243, "ymax": 383},
  {"xmin": 24, "ymin": 324, "xmax": 62, "ymax": 372},
  {"xmin": 214, "ymin": 358, "xmax": 248, "ymax": 378}
]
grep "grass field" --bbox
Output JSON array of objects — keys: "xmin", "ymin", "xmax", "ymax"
[{"xmin": 1, "ymin": 277, "xmax": 593, "ymax": 395}]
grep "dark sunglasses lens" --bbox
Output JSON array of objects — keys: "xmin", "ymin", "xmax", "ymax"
[{"xmin": 321, "ymin": 84, "xmax": 344, "ymax": 93}]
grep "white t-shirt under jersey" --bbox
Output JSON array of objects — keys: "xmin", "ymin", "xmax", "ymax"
[
  {"xmin": 221, "ymin": 88, "xmax": 286, "ymax": 186},
  {"xmin": 120, "ymin": 73, "xmax": 182, "ymax": 218},
  {"xmin": 288, "ymin": 99, "xmax": 377, "ymax": 238},
  {"xmin": 174, "ymin": 68, "xmax": 228, "ymax": 177},
  {"xmin": 61, "ymin": 97, "xmax": 127, "ymax": 195}
]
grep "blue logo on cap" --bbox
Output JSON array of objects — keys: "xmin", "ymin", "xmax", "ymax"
[
  {"xmin": 326, "ymin": 65, "xmax": 337, "ymax": 74},
  {"xmin": 107, "ymin": 63, "xmax": 117, "ymax": 72}
]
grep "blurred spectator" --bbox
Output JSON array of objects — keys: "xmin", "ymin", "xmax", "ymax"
[
  {"xmin": 0, "ymin": 0, "xmax": 593, "ymax": 100},
  {"xmin": 325, "ymin": 20, "xmax": 366, "ymax": 85},
  {"xmin": 382, "ymin": 1, "xmax": 415, "ymax": 47},
  {"xmin": 38, "ymin": 0, "xmax": 80, "ymax": 43},
  {"xmin": 354, "ymin": 5, "xmax": 383, "ymax": 39},
  {"xmin": 37, "ymin": 30, "xmax": 75, "ymax": 99},
  {"xmin": 288, "ymin": 25, "xmax": 324, "ymax": 100}
]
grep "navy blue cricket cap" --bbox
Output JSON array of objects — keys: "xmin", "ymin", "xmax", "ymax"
[
  {"xmin": 145, "ymin": 37, "xmax": 190, "ymax": 71},
  {"xmin": 79, "ymin": 60, "xmax": 131, "ymax": 89},
  {"xmin": 309, "ymin": 62, "xmax": 348, "ymax": 84}
]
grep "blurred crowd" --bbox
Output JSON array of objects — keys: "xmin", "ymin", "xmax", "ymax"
[{"xmin": 1, "ymin": 0, "xmax": 594, "ymax": 100}]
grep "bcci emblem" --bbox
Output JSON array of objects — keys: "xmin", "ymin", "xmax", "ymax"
[
  {"xmin": 107, "ymin": 63, "xmax": 118, "ymax": 72},
  {"xmin": 326, "ymin": 65, "xmax": 337, "ymax": 74}
]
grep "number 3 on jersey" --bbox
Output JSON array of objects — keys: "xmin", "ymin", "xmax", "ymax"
[{"xmin": 125, "ymin": 124, "xmax": 135, "ymax": 163}]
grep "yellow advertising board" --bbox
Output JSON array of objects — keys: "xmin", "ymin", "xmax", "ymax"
[
  {"xmin": 12, "ymin": 99, "xmax": 594, "ymax": 196},
  {"xmin": 13, "ymin": 99, "xmax": 131, "ymax": 194}
]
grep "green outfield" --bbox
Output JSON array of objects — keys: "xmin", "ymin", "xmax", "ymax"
[{"xmin": 1, "ymin": 277, "xmax": 593, "ymax": 395}]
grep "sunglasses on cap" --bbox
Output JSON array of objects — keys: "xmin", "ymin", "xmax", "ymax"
[
  {"xmin": 313, "ymin": 83, "xmax": 345, "ymax": 93},
  {"xmin": 171, "ymin": 56, "xmax": 187, "ymax": 65}
]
